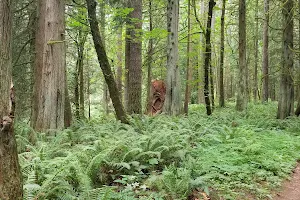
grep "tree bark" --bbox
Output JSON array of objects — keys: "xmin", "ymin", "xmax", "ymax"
[
  {"xmin": 203, "ymin": 0, "xmax": 215, "ymax": 115},
  {"xmin": 236, "ymin": 0, "xmax": 247, "ymax": 111},
  {"xmin": 146, "ymin": 0, "xmax": 153, "ymax": 113},
  {"xmin": 277, "ymin": 0, "xmax": 294, "ymax": 119},
  {"xmin": 125, "ymin": 0, "xmax": 143, "ymax": 114},
  {"xmin": 253, "ymin": 0, "xmax": 259, "ymax": 101},
  {"xmin": 296, "ymin": 0, "xmax": 300, "ymax": 117},
  {"xmin": 31, "ymin": 0, "xmax": 67, "ymax": 131},
  {"xmin": 0, "ymin": 0, "xmax": 23, "ymax": 198},
  {"xmin": 262, "ymin": 0, "xmax": 269, "ymax": 102},
  {"xmin": 86, "ymin": 0, "xmax": 129, "ymax": 124},
  {"xmin": 165, "ymin": 0, "xmax": 182, "ymax": 115},
  {"xmin": 116, "ymin": 27, "xmax": 123, "ymax": 101},
  {"xmin": 219, "ymin": 0, "xmax": 226, "ymax": 107},
  {"xmin": 197, "ymin": 0, "xmax": 205, "ymax": 104},
  {"xmin": 184, "ymin": 0, "xmax": 192, "ymax": 114},
  {"xmin": 99, "ymin": 0, "xmax": 110, "ymax": 115}
]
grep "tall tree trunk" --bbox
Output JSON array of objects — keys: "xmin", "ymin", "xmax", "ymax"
[
  {"xmin": 277, "ymin": 0, "xmax": 294, "ymax": 119},
  {"xmin": 86, "ymin": 0, "xmax": 129, "ymax": 124},
  {"xmin": 0, "ymin": 0, "xmax": 23, "ymax": 198},
  {"xmin": 31, "ymin": 0, "xmax": 67, "ymax": 131},
  {"xmin": 116, "ymin": 27, "xmax": 123, "ymax": 101},
  {"xmin": 253, "ymin": 0, "xmax": 259, "ymax": 101},
  {"xmin": 125, "ymin": 0, "xmax": 142, "ymax": 114},
  {"xmin": 99, "ymin": 0, "xmax": 109, "ymax": 114},
  {"xmin": 184, "ymin": 0, "xmax": 192, "ymax": 114},
  {"xmin": 262, "ymin": 0, "xmax": 269, "ymax": 102},
  {"xmin": 236, "ymin": 0, "xmax": 247, "ymax": 111},
  {"xmin": 146, "ymin": 0, "xmax": 153, "ymax": 113},
  {"xmin": 203, "ymin": 0, "xmax": 215, "ymax": 115},
  {"xmin": 165, "ymin": 0, "xmax": 182, "ymax": 115},
  {"xmin": 198, "ymin": 0, "xmax": 205, "ymax": 104},
  {"xmin": 79, "ymin": 32, "xmax": 87, "ymax": 118},
  {"xmin": 296, "ymin": 0, "xmax": 300, "ymax": 117},
  {"xmin": 219, "ymin": 0, "xmax": 226, "ymax": 107}
]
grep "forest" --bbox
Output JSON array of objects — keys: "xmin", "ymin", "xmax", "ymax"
[{"xmin": 1, "ymin": 0, "xmax": 300, "ymax": 199}]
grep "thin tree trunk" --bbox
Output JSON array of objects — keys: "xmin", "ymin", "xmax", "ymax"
[
  {"xmin": 146, "ymin": 0, "xmax": 153, "ymax": 113},
  {"xmin": 165, "ymin": 0, "xmax": 182, "ymax": 115},
  {"xmin": 184, "ymin": 0, "xmax": 192, "ymax": 114},
  {"xmin": 99, "ymin": 0, "xmax": 109, "ymax": 114},
  {"xmin": 277, "ymin": 0, "xmax": 294, "ymax": 119},
  {"xmin": 116, "ymin": 27, "xmax": 123, "ymax": 100},
  {"xmin": 203, "ymin": 0, "xmax": 215, "ymax": 115},
  {"xmin": 74, "ymin": 62, "xmax": 80, "ymax": 119},
  {"xmin": 86, "ymin": 0, "xmax": 129, "ymax": 124},
  {"xmin": 198, "ymin": 0, "xmax": 205, "ymax": 104},
  {"xmin": 236, "ymin": 0, "xmax": 247, "ymax": 111},
  {"xmin": 254, "ymin": 0, "xmax": 259, "ymax": 101},
  {"xmin": 219, "ymin": 0, "xmax": 226, "ymax": 107},
  {"xmin": 0, "ymin": 0, "xmax": 23, "ymax": 198},
  {"xmin": 262, "ymin": 0, "xmax": 269, "ymax": 102},
  {"xmin": 79, "ymin": 32, "xmax": 87, "ymax": 118}
]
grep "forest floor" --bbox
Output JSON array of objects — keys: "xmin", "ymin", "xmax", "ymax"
[
  {"xmin": 272, "ymin": 163, "xmax": 300, "ymax": 200},
  {"xmin": 17, "ymin": 102, "xmax": 300, "ymax": 199}
]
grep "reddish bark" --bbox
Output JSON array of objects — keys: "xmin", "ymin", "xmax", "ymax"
[{"xmin": 146, "ymin": 80, "xmax": 166, "ymax": 116}]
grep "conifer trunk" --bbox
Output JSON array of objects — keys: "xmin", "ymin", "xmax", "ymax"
[
  {"xmin": 277, "ymin": 0, "xmax": 294, "ymax": 119},
  {"xmin": 31, "ymin": 0, "xmax": 67, "ymax": 131},
  {"xmin": 262, "ymin": 0, "xmax": 269, "ymax": 102},
  {"xmin": 219, "ymin": 0, "xmax": 226, "ymax": 107},
  {"xmin": 0, "ymin": 0, "xmax": 23, "ymax": 198},
  {"xmin": 236, "ymin": 0, "xmax": 247, "ymax": 111},
  {"xmin": 165, "ymin": 0, "xmax": 182, "ymax": 115}
]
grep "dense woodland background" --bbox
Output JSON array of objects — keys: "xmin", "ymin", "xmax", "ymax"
[{"xmin": 1, "ymin": 0, "xmax": 300, "ymax": 199}]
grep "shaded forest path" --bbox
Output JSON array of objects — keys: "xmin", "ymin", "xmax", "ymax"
[{"xmin": 273, "ymin": 163, "xmax": 300, "ymax": 200}]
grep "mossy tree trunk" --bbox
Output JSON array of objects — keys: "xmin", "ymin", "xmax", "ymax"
[
  {"xmin": 277, "ymin": 0, "xmax": 294, "ymax": 119},
  {"xmin": 86, "ymin": 0, "xmax": 129, "ymax": 124},
  {"xmin": 0, "ymin": 0, "xmax": 23, "ymax": 198}
]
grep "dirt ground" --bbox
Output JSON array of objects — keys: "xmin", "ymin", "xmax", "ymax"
[{"xmin": 273, "ymin": 163, "xmax": 300, "ymax": 200}]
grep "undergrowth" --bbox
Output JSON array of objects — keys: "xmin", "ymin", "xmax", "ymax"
[{"xmin": 16, "ymin": 102, "xmax": 300, "ymax": 200}]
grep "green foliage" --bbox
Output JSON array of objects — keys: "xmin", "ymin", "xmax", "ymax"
[{"xmin": 16, "ymin": 102, "xmax": 300, "ymax": 199}]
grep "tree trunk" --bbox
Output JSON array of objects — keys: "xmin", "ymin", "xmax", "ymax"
[
  {"xmin": 253, "ymin": 0, "xmax": 259, "ymax": 101},
  {"xmin": 125, "ymin": 0, "xmax": 142, "ymax": 114},
  {"xmin": 79, "ymin": 31, "xmax": 87, "ymax": 118},
  {"xmin": 99, "ymin": 0, "xmax": 109, "ymax": 114},
  {"xmin": 277, "ymin": 0, "xmax": 294, "ymax": 119},
  {"xmin": 203, "ymin": 0, "xmax": 215, "ymax": 115},
  {"xmin": 184, "ymin": 0, "xmax": 192, "ymax": 114},
  {"xmin": 236, "ymin": 0, "xmax": 247, "ymax": 111},
  {"xmin": 31, "ymin": 0, "xmax": 67, "ymax": 131},
  {"xmin": 165, "ymin": 0, "xmax": 182, "ymax": 115},
  {"xmin": 146, "ymin": 0, "xmax": 154, "ymax": 113},
  {"xmin": 86, "ymin": 0, "xmax": 129, "ymax": 124},
  {"xmin": 0, "ymin": 0, "xmax": 23, "ymax": 198},
  {"xmin": 296, "ymin": 0, "xmax": 300, "ymax": 117},
  {"xmin": 219, "ymin": 0, "xmax": 226, "ymax": 107},
  {"xmin": 116, "ymin": 27, "xmax": 123, "ymax": 101},
  {"xmin": 74, "ymin": 62, "xmax": 80, "ymax": 119},
  {"xmin": 262, "ymin": 0, "xmax": 269, "ymax": 102},
  {"xmin": 198, "ymin": 0, "xmax": 205, "ymax": 104}
]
